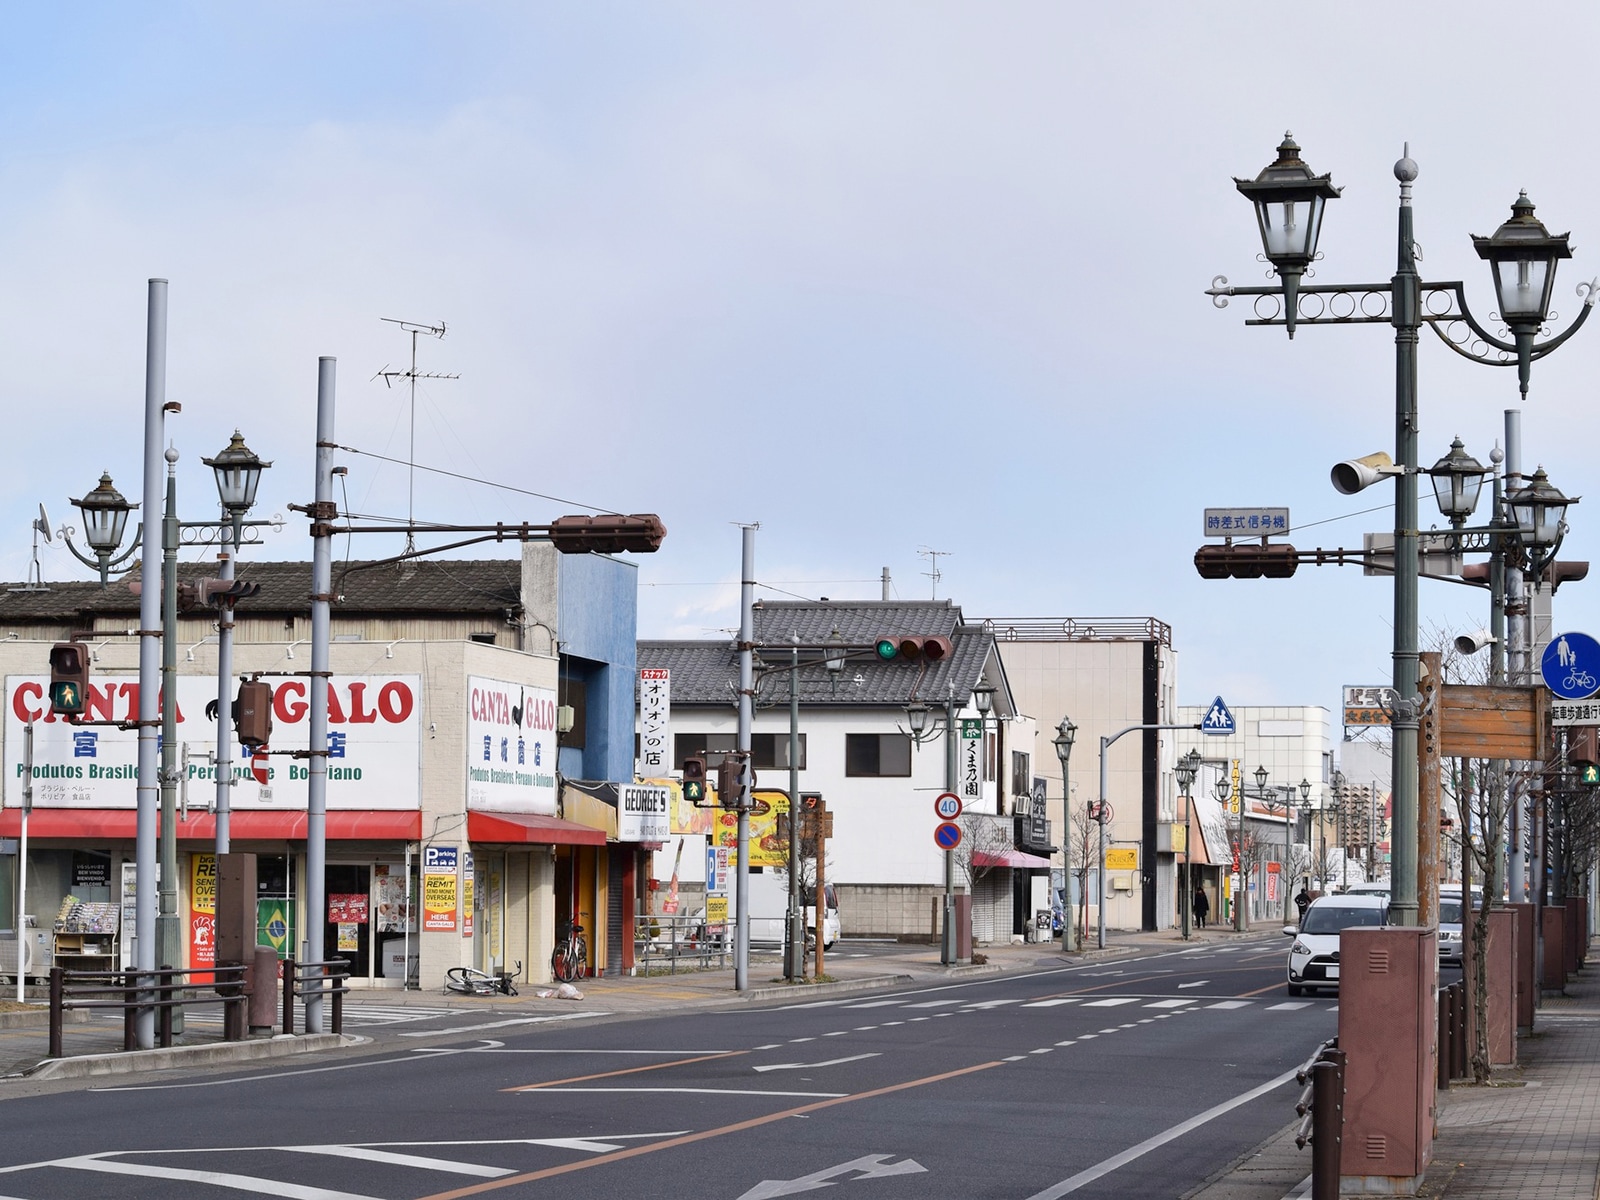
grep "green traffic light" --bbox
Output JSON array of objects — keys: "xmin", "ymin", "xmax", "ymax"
[
  {"xmin": 1584, "ymin": 765, "xmax": 1599, "ymax": 787},
  {"xmin": 875, "ymin": 639, "xmax": 897, "ymax": 661}
]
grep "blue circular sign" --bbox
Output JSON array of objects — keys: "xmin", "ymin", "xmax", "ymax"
[
  {"xmin": 1541, "ymin": 631, "xmax": 1600, "ymax": 700},
  {"xmin": 934, "ymin": 821, "xmax": 963, "ymax": 850}
]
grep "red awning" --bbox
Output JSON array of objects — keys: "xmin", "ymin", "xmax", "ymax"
[
  {"xmin": 466, "ymin": 811, "xmax": 607, "ymax": 846},
  {"xmin": 973, "ymin": 848, "xmax": 1053, "ymax": 870},
  {"xmin": 0, "ymin": 809, "xmax": 420, "ymax": 841}
]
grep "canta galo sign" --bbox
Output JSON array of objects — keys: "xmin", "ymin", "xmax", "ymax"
[
  {"xmin": 6, "ymin": 674, "xmax": 422, "ymax": 810},
  {"xmin": 466, "ymin": 676, "xmax": 559, "ymax": 815}
]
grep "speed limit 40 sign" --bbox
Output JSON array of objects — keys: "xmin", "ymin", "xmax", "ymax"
[{"xmin": 934, "ymin": 792, "xmax": 962, "ymax": 820}]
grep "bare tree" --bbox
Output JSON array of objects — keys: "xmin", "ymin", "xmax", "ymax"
[{"xmin": 1066, "ymin": 804, "xmax": 1099, "ymax": 949}]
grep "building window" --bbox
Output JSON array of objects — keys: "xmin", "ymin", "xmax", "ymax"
[
  {"xmin": 1011, "ymin": 751, "xmax": 1031, "ymax": 797},
  {"xmin": 845, "ymin": 733, "xmax": 911, "ymax": 777},
  {"xmin": 674, "ymin": 733, "xmax": 806, "ymax": 771}
]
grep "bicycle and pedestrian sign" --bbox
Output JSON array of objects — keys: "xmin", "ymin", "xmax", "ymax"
[{"xmin": 1541, "ymin": 631, "xmax": 1600, "ymax": 700}]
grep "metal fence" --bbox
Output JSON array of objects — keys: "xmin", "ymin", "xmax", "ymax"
[
  {"xmin": 1294, "ymin": 1037, "xmax": 1345, "ymax": 1200},
  {"xmin": 635, "ymin": 913, "xmax": 729, "ymax": 974}
]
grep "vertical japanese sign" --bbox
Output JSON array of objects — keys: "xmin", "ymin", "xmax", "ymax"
[
  {"xmin": 189, "ymin": 854, "xmax": 217, "ymax": 984},
  {"xmin": 422, "ymin": 845, "xmax": 458, "ymax": 932},
  {"xmin": 960, "ymin": 719, "xmax": 982, "ymax": 802},
  {"xmin": 639, "ymin": 668, "xmax": 670, "ymax": 776}
]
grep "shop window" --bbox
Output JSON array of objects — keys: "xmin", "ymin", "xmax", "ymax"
[
  {"xmin": 674, "ymin": 733, "xmax": 806, "ymax": 771},
  {"xmin": 1012, "ymin": 751, "xmax": 1032, "ymax": 799},
  {"xmin": 845, "ymin": 733, "xmax": 911, "ymax": 777}
]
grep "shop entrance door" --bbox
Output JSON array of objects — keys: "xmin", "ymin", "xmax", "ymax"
[{"xmin": 325, "ymin": 864, "xmax": 372, "ymax": 984}]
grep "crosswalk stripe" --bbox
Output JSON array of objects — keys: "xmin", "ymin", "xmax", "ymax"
[
  {"xmin": 1205, "ymin": 1000, "xmax": 1254, "ymax": 1010},
  {"xmin": 1265, "ymin": 1002, "xmax": 1313, "ymax": 1011},
  {"xmin": 1082, "ymin": 998, "xmax": 1140, "ymax": 1008},
  {"xmin": 961, "ymin": 999, "xmax": 1023, "ymax": 1009},
  {"xmin": 1142, "ymin": 999, "xmax": 1195, "ymax": 1009},
  {"xmin": 1021, "ymin": 999, "xmax": 1082, "ymax": 1008},
  {"xmin": 903, "ymin": 1000, "xmax": 960, "ymax": 1008}
]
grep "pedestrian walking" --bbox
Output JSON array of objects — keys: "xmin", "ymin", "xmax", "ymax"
[
  {"xmin": 1193, "ymin": 885, "xmax": 1210, "ymax": 930},
  {"xmin": 1294, "ymin": 883, "xmax": 1312, "ymax": 924}
]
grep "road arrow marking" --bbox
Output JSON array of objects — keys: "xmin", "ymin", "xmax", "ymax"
[
  {"xmin": 752, "ymin": 1053, "xmax": 880, "ymax": 1073},
  {"xmin": 1177, "ymin": 981, "xmax": 1209, "ymax": 989},
  {"xmin": 737, "ymin": 1153, "xmax": 927, "ymax": 1199}
]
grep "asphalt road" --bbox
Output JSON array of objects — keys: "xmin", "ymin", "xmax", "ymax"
[{"xmin": 0, "ymin": 936, "xmax": 1348, "ymax": 1200}]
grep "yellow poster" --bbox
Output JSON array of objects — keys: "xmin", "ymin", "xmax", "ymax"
[
  {"xmin": 337, "ymin": 922, "xmax": 359, "ymax": 952},
  {"xmin": 189, "ymin": 854, "xmax": 217, "ymax": 982},
  {"xmin": 423, "ymin": 873, "xmax": 457, "ymax": 932},
  {"xmin": 645, "ymin": 778, "xmax": 714, "ymax": 837},
  {"xmin": 462, "ymin": 870, "xmax": 475, "ymax": 939},
  {"xmin": 712, "ymin": 790, "xmax": 790, "ymax": 867},
  {"xmin": 705, "ymin": 894, "xmax": 728, "ymax": 922}
]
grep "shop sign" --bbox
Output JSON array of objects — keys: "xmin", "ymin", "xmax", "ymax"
[
  {"xmin": 618, "ymin": 784, "xmax": 671, "ymax": 843},
  {"xmin": 712, "ymin": 791, "xmax": 790, "ymax": 867},
  {"xmin": 5, "ymin": 674, "xmax": 422, "ymax": 810},
  {"xmin": 422, "ymin": 845, "xmax": 458, "ymax": 932},
  {"xmin": 639, "ymin": 668, "xmax": 670, "ymax": 775},
  {"xmin": 960, "ymin": 719, "xmax": 982, "ymax": 801},
  {"xmin": 465, "ymin": 676, "xmax": 559, "ymax": 815},
  {"xmin": 72, "ymin": 852, "xmax": 110, "ymax": 888},
  {"xmin": 190, "ymin": 854, "xmax": 217, "ymax": 984},
  {"xmin": 328, "ymin": 894, "xmax": 369, "ymax": 923},
  {"xmin": 1105, "ymin": 847, "xmax": 1139, "ymax": 871},
  {"xmin": 462, "ymin": 850, "xmax": 475, "ymax": 939}
]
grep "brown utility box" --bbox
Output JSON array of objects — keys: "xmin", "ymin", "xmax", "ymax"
[
  {"xmin": 1543, "ymin": 906, "xmax": 1567, "ymax": 992},
  {"xmin": 1339, "ymin": 926, "xmax": 1437, "ymax": 1191},
  {"xmin": 1510, "ymin": 903, "xmax": 1536, "ymax": 1033},
  {"xmin": 1485, "ymin": 907, "xmax": 1517, "ymax": 1066}
]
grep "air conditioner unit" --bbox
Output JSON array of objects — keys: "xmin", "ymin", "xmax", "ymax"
[{"xmin": 0, "ymin": 932, "xmax": 47, "ymax": 977}]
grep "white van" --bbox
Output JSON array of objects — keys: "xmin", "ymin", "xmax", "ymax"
[{"xmin": 739, "ymin": 871, "xmax": 840, "ymax": 949}]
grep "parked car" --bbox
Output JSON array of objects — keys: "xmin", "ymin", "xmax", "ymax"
[
  {"xmin": 1285, "ymin": 894, "xmax": 1389, "ymax": 996},
  {"xmin": 1437, "ymin": 887, "xmax": 1481, "ymax": 966}
]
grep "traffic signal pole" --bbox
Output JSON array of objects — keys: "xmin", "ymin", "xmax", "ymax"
[
  {"xmin": 1098, "ymin": 721, "xmax": 1200, "ymax": 949},
  {"xmin": 734, "ymin": 524, "xmax": 756, "ymax": 991}
]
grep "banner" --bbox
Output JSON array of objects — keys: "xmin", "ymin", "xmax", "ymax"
[
  {"xmin": 189, "ymin": 853, "xmax": 217, "ymax": 984},
  {"xmin": 422, "ymin": 845, "xmax": 458, "ymax": 932},
  {"xmin": 960, "ymin": 719, "xmax": 982, "ymax": 801},
  {"xmin": 6, "ymin": 674, "xmax": 422, "ymax": 810},
  {"xmin": 639, "ymin": 668, "xmax": 670, "ymax": 775},
  {"xmin": 712, "ymin": 791, "xmax": 791, "ymax": 867},
  {"xmin": 465, "ymin": 676, "xmax": 559, "ymax": 814}
]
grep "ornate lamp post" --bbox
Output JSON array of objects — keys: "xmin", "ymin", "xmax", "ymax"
[
  {"xmin": 1175, "ymin": 749, "xmax": 1198, "ymax": 939},
  {"xmin": 1053, "ymin": 716, "xmax": 1077, "ymax": 951},
  {"xmin": 1209, "ymin": 135, "xmax": 1596, "ymax": 928},
  {"xmin": 65, "ymin": 473, "xmax": 140, "ymax": 586},
  {"xmin": 1213, "ymin": 771, "xmax": 1236, "ymax": 929}
]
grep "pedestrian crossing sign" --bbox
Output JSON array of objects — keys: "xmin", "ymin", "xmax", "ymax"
[
  {"xmin": 1201, "ymin": 696, "xmax": 1235, "ymax": 736},
  {"xmin": 1583, "ymin": 764, "xmax": 1599, "ymax": 787}
]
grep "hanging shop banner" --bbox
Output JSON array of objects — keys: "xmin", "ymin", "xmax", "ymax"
[
  {"xmin": 960, "ymin": 719, "xmax": 983, "ymax": 802},
  {"xmin": 619, "ymin": 784, "xmax": 671, "ymax": 843},
  {"xmin": 639, "ymin": 668, "xmax": 670, "ymax": 776},
  {"xmin": 5, "ymin": 674, "xmax": 422, "ymax": 810},
  {"xmin": 422, "ymin": 845, "xmax": 459, "ymax": 932},
  {"xmin": 328, "ymin": 894, "xmax": 369, "ymax": 924},
  {"xmin": 465, "ymin": 676, "xmax": 559, "ymax": 814},
  {"xmin": 462, "ymin": 850, "xmax": 475, "ymax": 939},
  {"xmin": 189, "ymin": 853, "xmax": 217, "ymax": 984}
]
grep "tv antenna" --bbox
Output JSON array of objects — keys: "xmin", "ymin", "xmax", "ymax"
[
  {"xmin": 918, "ymin": 546, "xmax": 949, "ymax": 600},
  {"xmin": 373, "ymin": 318, "xmax": 459, "ymax": 554},
  {"xmin": 11, "ymin": 503, "xmax": 57, "ymax": 593}
]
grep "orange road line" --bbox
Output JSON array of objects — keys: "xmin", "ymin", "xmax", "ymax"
[
  {"xmin": 1238, "ymin": 980, "xmax": 1295, "ymax": 997},
  {"xmin": 503, "ymin": 1051, "xmax": 748, "ymax": 1091},
  {"xmin": 416, "ymin": 1060, "xmax": 1006, "ymax": 1200}
]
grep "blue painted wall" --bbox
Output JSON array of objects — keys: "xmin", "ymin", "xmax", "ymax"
[{"xmin": 556, "ymin": 552, "xmax": 638, "ymax": 783}]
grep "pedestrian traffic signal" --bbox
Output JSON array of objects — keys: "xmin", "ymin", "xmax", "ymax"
[
  {"xmin": 48, "ymin": 642, "xmax": 90, "ymax": 715},
  {"xmin": 682, "ymin": 755, "xmax": 707, "ymax": 804},
  {"xmin": 1584, "ymin": 764, "xmax": 1600, "ymax": 787},
  {"xmin": 1194, "ymin": 544, "xmax": 1298, "ymax": 579},
  {"xmin": 716, "ymin": 754, "xmax": 751, "ymax": 808},
  {"xmin": 873, "ymin": 635, "xmax": 953, "ymax": 663},
  {"xmin": 1569, "ymin": 725, "xmax": 1599, "ymax": 768},
  {"xmin": 234, "ymin": 680, "xmax": 273, "ymax": 750}
]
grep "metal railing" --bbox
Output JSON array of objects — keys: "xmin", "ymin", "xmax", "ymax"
[
  {"xmin": 281, "ymin": 958, "xmax": 352, "ymax": 1035},
  {"xmin": 1294, "ymin": 1037, "xmax": 1345, "ymax": 1200},
  {"xmin": 1438, "ymin": 979, "xmax": 1468, "ymax": 1087},
  {"xmin": 635, "ymin": 913, "xmax": 729, "ymax": 974},
  {"xmin": 48, "ymin": 964, "xmax": 250, "ymax": 1060}
]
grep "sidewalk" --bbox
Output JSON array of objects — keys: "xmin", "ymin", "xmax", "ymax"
[{"xmin": 1189, "ymin": 939, "xmax": 1600, "ymax": 1200}]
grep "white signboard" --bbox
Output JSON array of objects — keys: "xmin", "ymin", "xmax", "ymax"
[
  {"xmin": 959, "ymin": 718, "xmax": 982, "ymax": 802},
  {"xmin": 639, "ymin": 668, "xmax": 670, "ymax": 775},
  {"xmin": 618, "ymin": 783, "xmax": 671, "ymax": 843},
  {"xmin": 1204, "ymin": 507, "xmax": 1289, "ymax": 538},
  {"xmin": 1551, "ymin": 699, "xmax": 1600, "ymax": 726},
  {"xmin": 6, "ymin": 674, "xmax": 422, "ymax": 810},
  {"xmin": 466, "ymin": 676, "xmax": 559, "ymax": 814}
]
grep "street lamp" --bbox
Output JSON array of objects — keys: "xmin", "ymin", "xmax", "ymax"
[
  {"xmin": 66, "ymin": 473, "xmax": 140, "ymax": 586},
  {"xmin": 1053, "ymin": 716, "xmax": 1077, "ymax": 951},
  {"xmin": 1213, "ymin": 771, "xmax": 1238, "ymax": 930},
  {"xmin": 1209, "ymin": 134, "xmax": 1597, "ymax": 928},
  {"xmin": 1508, "ymin": 466, "xmax": 1575, "ymax": 575},
  {"xmin": 1175, "ymin": 749, "xmax": 1198, "ymax": 940},
  {"xmin": 1428, "ymin": 437, "xmax": 1489, "ymax": 528}
]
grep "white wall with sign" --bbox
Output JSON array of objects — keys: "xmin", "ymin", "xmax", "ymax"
[
  {"xmin": 618, "ymin": 783, "xmax": 670, "ymax": 842},
  {"xmin": 465, "ymin": 675, "xmax": 559, "ymax": 814},
  {"xmin": 6, "ymin": 674, "xmax": 422, "ymax": 809}
]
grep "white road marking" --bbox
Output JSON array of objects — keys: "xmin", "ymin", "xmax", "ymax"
[
  {"xmin": 1021, "ymin": 999, "xmax": 1082, "ymax": 1008},
  {"xmin": 1206, "ymin": 1000, "xmax": 1254, "ymax": 1010},
  {"xmin": 1055, "ymin": 1040, "xmax": 1076, "ymax": 1046},
  {"xmin": 1177, "ymin": 980, "xmax": 1209, "ymax": 989},
  {"xmin": 54, "ymin": 1155, "xmax": 380, "ymax": 1200},
  {"xmin": 1024, "ymin": 1068, "xmax": 1300, "ymax": 1198},
  {"xmin": 1266, "ymin": 1002, "xmax": 1313, "ymax": 1011},
  {"xmin": 752, "ymin": 1053, "xmax": 880, "ymax": 1074},
  {"xmin": 1029, "ymin": 1048, "xmax": 1052, "ymax": 1055},
  {"xmin": 738, "ymin": 1154, "xmax": 926, "ymax": 1200},
  {"xmin": 754, "ymin": 1044, "xmax": 783, "ymax": 1050},
  {"xmin": 842, "ymin": 1000, "xmax": 904, "ymax": 1009},
  {"xmin": 286, "ymin": 1146, "xmax": 511, "ymax": 1178},
  {"xmin": 962, "ymin": 999, "xmax": 1023, "ymax": 1009},
  {"xmin": 1083, "ymin": 998, "xmax": 1139, "ymax": 1008},
  {"xmin": 904, "ymin": 1000, "xmax": 960, "ymax": 1008},
  {"xmin": 398, "ymin": 1013, "xmax": 605, "ymax": 1037},
  {"xmin": 789, "ymin": 1037, "xmax": 817, "ymax": 1043},
  {"xmin": 1077, "ymin": 1034, "xmax": 1098, "ymax": 1039},
  {"xmin": 881, "ymin": 1021, "xmax": 904, "ymax": 1026},
  {"xmin": 1144, "ymin": 999, "xmax": 1196, "ymax": 1008}
]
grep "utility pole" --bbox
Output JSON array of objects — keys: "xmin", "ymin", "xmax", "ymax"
[{"xmin": 733, "ymin": 524, "xmax": 756, "ymax": 991}]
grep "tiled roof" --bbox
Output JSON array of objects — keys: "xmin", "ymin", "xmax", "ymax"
[
  {"xmin": 639, "ymin": 599, "xmax": 995, "ymax": 708},
  {"xmin": 0, "ymin": 559, "xmax": 522, "ymax": 620}
]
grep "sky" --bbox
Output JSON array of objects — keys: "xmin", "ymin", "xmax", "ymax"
[{"xmin": 3, "ymin": 2, "xmax": 1599, "ymax": 721}]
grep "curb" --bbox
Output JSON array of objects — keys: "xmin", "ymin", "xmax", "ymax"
[
  {"xmin": 742, "ymin": 973, "xmax": 916, "ymax": 1002},
  {"xmin": 0, "ymin": 1008, "xmax": 87, "ymax": 1029},
  {"xmin": 26, "ymin": 1033, "xmax": 361, "ymax": 1081}
]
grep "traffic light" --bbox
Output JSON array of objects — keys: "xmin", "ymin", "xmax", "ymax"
[
  {"xmin": 48, "ymin": 642, "xmax": 90, "ymax": 716},
  {"xmin": 873, "ymin": 635, "xmax": 953, "ymax": 663},
  {"xmin": 548, "ymin": 514, "xmax": 666, "ymax": 555},
  {"xmin": 1569, "ymin": 725, "xmax": 1599, "ymax": 767},
  {"xmin": 716, "ymin": 754, "xmax": 751, "ymax": 808},
  {"xmin": 682, "ymin": 755, "xmax": 707, "ymax": 804},
  {"xmin": 1194, "ymin": 543, "xmax": 1298, "ymax": 580},
  {"xmin": 234, "ymin": 680, "xmax": 274, "ymax": 750}
]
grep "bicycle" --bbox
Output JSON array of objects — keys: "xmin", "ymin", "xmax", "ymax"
[
  {"xmin": 444, "ymin": 960, "xmax": 521, "ymax": 997},
  {"xmin": 1565, "ymin": 668, "xmax": 1596, "ymax": 693},
  {"xmin": 552, "ymin": 921, "xmax": 587, "ymax": 983}
]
